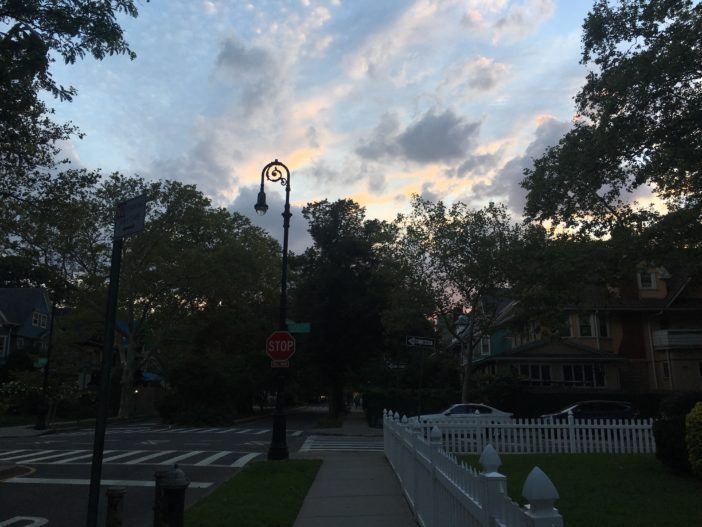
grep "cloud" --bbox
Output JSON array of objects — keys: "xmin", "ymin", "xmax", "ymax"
[
  {"xmin": 445, "ymin": 151, "xmax": 501, "ymax": 179},
  {"xmin": 491, "ymin": 0, "xmax": 555, "ymax": 43},
  {"xmin": 470, "ymin": 117, "xmax": 569, "ymax": 213},
  {"xmin": 215, "ymin": 36, "xmax": 284, "ymax": 118},
  {"xmin": 356, "ymin": 109, "xmax": 481, "ymax": 164},
  {"xmin": 229, "ymin": 185, "xmax": 312, "ymax": 253},
  {"xmin": 419, "ymin": 181, "xmax": 440, "ymax": 203}
]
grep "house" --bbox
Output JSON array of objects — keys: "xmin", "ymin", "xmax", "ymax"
[
  {"xmin": 0, "ymin": 287, "xmax": 52, "ymax": 365},
  {"xmin": 473, "ymin": 267, "xmax": 702, "ymax": 394}
]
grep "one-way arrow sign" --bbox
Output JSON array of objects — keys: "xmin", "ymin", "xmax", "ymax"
[{"xmin": 405, "ymin": 335, "xmax": 435, "ymax": 348}]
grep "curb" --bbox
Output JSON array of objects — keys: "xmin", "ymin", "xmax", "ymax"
[{"xmin": 0, "ymin": 464, "xmax": 33, "ymax": 481}]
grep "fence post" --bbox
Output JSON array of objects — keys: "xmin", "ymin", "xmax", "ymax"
[
  {"xmin": 105, "ymin": 486, "xmax": 126, "ymax": 527},
  {"xmin": 428, "ymin": 425, "xmax": 441, "ymax": 525},
  {"xmin": 567, "ymin": 411, "xmax": 576, "ymax": 453},
  {"xmin": 522, "ymin": 466, "xmax": 563, "ymax": 527},
  {"xmin": 479, "ymin": 444, "xmax": 507, "ymax": 525}
]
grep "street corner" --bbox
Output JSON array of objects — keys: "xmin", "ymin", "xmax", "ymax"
[{"xmin": 0, "ymin": 464, "xmax": 34, "ymax": 481}]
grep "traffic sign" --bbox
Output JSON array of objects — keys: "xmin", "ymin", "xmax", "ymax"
[
  {"xmin": 405, "ymin": 335, "xmax": 435, "ymax": 348},
  {"xmin": 114, "ymin": 194, "xmax": 146, "ymax": 239},
  {"xmin": 266, "ymin": 331, "xmax": 296, "ymax": 363}
]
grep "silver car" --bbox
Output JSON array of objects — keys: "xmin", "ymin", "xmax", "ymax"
[{"xmin": 418, "ymin": 403, "xmax": 513, "ymax": 421}]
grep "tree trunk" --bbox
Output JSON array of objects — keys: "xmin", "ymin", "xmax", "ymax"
[{"xmin": 461, "ymin": 321, "xmax": 475, "ymax": 403}]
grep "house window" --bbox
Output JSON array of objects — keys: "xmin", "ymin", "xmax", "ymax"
[
  {"xmin": 480, "ymin": 336, "xmax": 490, "ymax": 356},
  {"xmin": 16, "ymin": 337, "xmax": 24, "ymax": 349},
  {"xmin": 518, "ymin": 364, "xmax": 551, "ymax": 386},
  {"xmin": 597, "ymin": 314, "xmax": 609, "ymax": 337},
  {"xmin": 560, "ymin": 316, "xmax": 572, "ymax": 337},
  {"xmin": 663, "ymin": 362, "xmax": 670, "ymax": 379},
  {"xmin": 578, "ymin": 314, "xmax": 593, "ymax": 337},
  {"xmin": 638, "ymin": 271, "xmax": 656, "ymax": 290},
  {"xmin": 32, "ymin": 312, "xmax": 40, "ymax": 327},
  {"xmin": 563, "ymin": 364, "xmax": 605, "ymax": 387},
  {"xmin": 699, "ymin": 362, "xmax": 702, "ymax": 377},
  {"xmin": 40, "ymin": 314, "xmax": 48, "ymax": 329}
]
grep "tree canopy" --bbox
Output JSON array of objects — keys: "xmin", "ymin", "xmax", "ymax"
[{"xmin": 522, "ymin": 0, "xmax": 702, "ymax": 239}]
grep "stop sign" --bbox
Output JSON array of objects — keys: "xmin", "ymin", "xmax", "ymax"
[{"xmin": 266, "ymin": 331, "xmax": 296, "ymax": 361}]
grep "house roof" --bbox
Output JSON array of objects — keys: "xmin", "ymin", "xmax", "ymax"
[
  {"xmin": 475, "ymin": 338, "xmax": 626, "ymax": 364},
  {"xmin": 0, "ymin": 287, "xmax": 51, "ymax": 337}
]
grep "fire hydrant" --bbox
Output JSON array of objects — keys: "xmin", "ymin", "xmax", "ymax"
[{"xmin": 153, "ymin": 465, "xmax": 190, "ymax": 527}]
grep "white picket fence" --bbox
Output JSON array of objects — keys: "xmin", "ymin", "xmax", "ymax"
[
  {"xmin": 414, "ymin": 414, "xmax": 655, "ymax": 454},
  {"xmin": 384, "ymin": 410, "xmax": 563, "ymax": 527}
]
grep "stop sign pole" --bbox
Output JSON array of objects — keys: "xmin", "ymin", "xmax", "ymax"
[{"xmin": 255, "ymin": 160, "xmax": 293, "ymax": 461}]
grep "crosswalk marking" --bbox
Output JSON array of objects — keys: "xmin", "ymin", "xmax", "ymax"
[
  {"xmin": 18, "ymin": 450, "xmax": 85, "ymax": 464},
  {"xmin": 231, "ymin": 453, "xmax": 260, "ymax": 467},
  {"xmin": 101, "ymin": 450, "xmax": 147, "ymax": 463},
  {"xmin": 194, "ymin": 451, "xmax": 232, "ymax": 466},
  {"xmin": 124, "ymin": 451, "xmax": 176, "ymax": 464},
  {"xmin": 0, "ymin": 449, "xmax": 262, "ymax": 468},
  {"xmin": 56, "ymin": 425, "xmax": 302, "ymax": 436},
  {"xmin": 299, "ymin": 435, "xmax": 383, "ymax": 453},
  {"xmin": 1, "ymin": 450, "xmax": 54, "ymax": 462},
  {"xmin": 55, "ymin": 452, "xmax": 103, "ymax": 464},
  {"xmin": 157, "ymin": 451, "xmax": 203, "ymax": 465},
  {"xmin": 6, "ymin": 477, "xmax": 213, "ymax": 488}
]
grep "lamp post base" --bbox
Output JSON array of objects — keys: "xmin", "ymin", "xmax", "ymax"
[{"xmin": 267, "ymin": 408, "xmax": 289, "ymax": 460}]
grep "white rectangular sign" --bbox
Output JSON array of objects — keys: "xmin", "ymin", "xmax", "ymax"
[{"xmin": 114, "ymin": 194, "xmax": 147, "ymax": 238}]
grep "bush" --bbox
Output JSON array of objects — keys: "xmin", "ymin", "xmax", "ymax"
[
  {"xmin": 686, "ymin": 402, "xmax": 702, "ymax": 479},
  {"xmin": 654, "ymin": 392, "xmax": 702, "ymax": 473}
]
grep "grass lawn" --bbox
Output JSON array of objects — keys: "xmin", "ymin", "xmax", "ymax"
[
  {"xmin": 185, "ymin": 459, "xmax": 322, "ymax": 527},
  {"xmin": 460, "ymin": 453, "xmax": 702, "ymax": 527}
]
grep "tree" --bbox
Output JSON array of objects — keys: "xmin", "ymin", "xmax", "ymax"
[
  {"xmin": 522, "ymin": 0, "xmax": 701, "ymax": 239},
  {"xmin": 292, "ymin": 199, "xmax": 396, "ymax": 418},
  {"xmin": 1, "ymin": 0, "xmax": 145, "ymax": 201},
  {"xmin": 397, "ymin": 197, "xmax": 521, "ymax": 402}
]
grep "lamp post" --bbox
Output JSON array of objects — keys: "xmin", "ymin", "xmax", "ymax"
[{"xmin": 255, "ymin": 159, "xmax": 291, "ymax": 460}]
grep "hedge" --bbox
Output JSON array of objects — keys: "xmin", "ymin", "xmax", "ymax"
[{"xmin": 686, "ymin": 402, "xmax": 702, "ymax": 479}]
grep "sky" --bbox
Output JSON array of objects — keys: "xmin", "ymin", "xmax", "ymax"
[{"xmin": 48, "ymin": 0, "xmax": 596, "ymax": 252}]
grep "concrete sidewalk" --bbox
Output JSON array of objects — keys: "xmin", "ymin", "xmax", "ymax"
[{"xmin": 293, "ymin": 409, "xmax": 416, "ymax": 527}]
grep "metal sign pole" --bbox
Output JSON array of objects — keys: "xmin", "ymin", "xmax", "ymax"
[
  {"xmin": 86, "ymin": 236, "xmax": 123, "ymax": 527},
  {"xmin": 85, "ymin": 193, "xmax": 145, "ymax": 526}
]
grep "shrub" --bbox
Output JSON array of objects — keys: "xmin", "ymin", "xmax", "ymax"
[
  {"xmin": 654, "ymin": 392, "xmax": 702, "ymax": 473},
  {"xmin": 686, "ymin": 402, "xmax": 702, "ymax": 479}
]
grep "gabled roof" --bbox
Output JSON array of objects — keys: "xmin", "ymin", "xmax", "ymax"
[
  {"xmin": 475, "ymin": 338, "xmax": 625, "ymax": 364},
  {"xmin": 0, "ymin": 288, "xmax": 51, "ymax": 337}
]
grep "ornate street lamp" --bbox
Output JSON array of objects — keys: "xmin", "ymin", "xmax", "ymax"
[{"xmin": 255, "ymin": 159, "xmax": 291, "ymax": 460}]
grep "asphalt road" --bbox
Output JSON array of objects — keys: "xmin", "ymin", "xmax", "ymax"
[{"xmin": 0, "ymin": 409, "xmax": 322, "ymax": 527}]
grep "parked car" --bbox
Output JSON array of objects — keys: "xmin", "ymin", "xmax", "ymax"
[
  {"xmin": 418, "ymin": 403, "xmax": 513, "ymax": 422},
  {"xmin": 540, "ymin": 400, "xmax": 640, "ymax": 421}
]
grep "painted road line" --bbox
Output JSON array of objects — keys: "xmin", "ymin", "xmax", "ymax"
[
  {"xmin": 124, "ymin": 451, "xmax": 176, "ymax": 464},
  {"xmin": 235, "ymin": 429, "xmax": 254, "ymax": 434},
  {"xmin": 102, "ymin": 450, "xmax": 147, "ymax": 463},
  {"xmin": 291, "ymin": 431, "xmax": 303, "ymax": 437},
  {"xmin": 6, "ymin": 477, "xmax": 212, "ymax": 488},
  {"xmin": 158, "ymin": 451, "xmax": 204, "ymax": 465},
  {"xmin": 252, "ymin": 429, "xmax": 268, "ymax": 435},
  {"xmin": 0, "ymin": 450, "xmax": 55, "ymax": 461},
  {"xmin": 231, "ymin": 453, "xmax": 261, "ymax": 468},
  {"xmin": 17, "ymin": 450, "xmax": 87, "ymax": 463},
  {"xmin": 215, "ymin": 428, "xmax": 240, "ymax": 434},
  {"xmin": 193, "ymin": 451, "xmax": 232, "ymax": 466},
  {"xmin": 177, "ymin": 428, "xmax": 207, "ymax": 433},
  {"xmin": 0, "ymin": 450, "xmax": 29, "ymax": 457},
  {"xmin": 54, "ymin": 452, "xmax": 102, "ymax": 464},
  {"xmin": 195, "ymin": 428, "xmax": 222, "ymax": 433}
]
